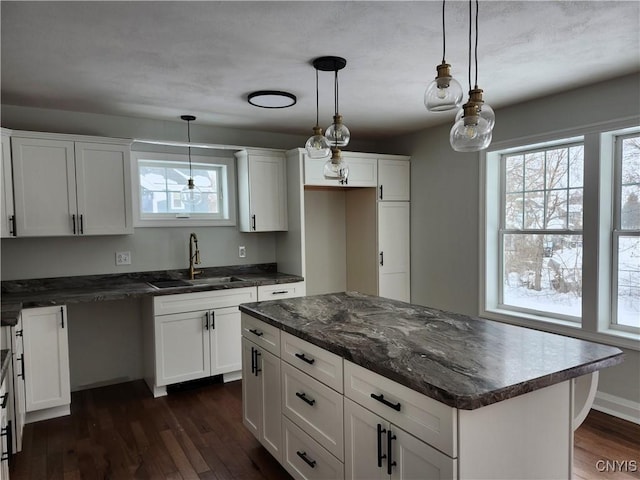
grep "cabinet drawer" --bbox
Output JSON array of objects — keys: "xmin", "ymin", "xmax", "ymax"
[
  {"xmin": 153, "ymin": 287, "xmax": 256, "ymax": 315},
  {"xmin": 241, "ymin": 313, "xmax": 280, "ymax": 356},
  {"xmin": 283, "ymin": 416, "xmax": 344, "ymax": 480},
  {"xmin": 257, "ymin": 281, "xmax": 306, "ymax": 301},
  {"xmin": 344, "ymin": 360, "xmax": 457, "ymax": 458},
  {"xmin": 282, "ymin": 362, "xmax": 344, "ymax": 460},
  {"xmin": 281, "ymin": 331, "xmax": 343, "ymax": 393}
]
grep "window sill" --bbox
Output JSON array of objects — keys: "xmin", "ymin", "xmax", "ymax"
[{"xmin": 482, "ymin": 307, "xmax": 640, "ymax": 352}]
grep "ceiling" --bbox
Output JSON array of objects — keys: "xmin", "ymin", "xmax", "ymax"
[{"xmin": 1, "ymin": 1, "xmax": 639, "ymax": 140}]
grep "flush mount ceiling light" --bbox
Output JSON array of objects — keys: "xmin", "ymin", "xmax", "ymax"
[
  {"xmin": 180, "ymin": 115, "xmax": 203, "ymax": 206},
  {"xmin": 424, "ymin": 0, "xmax": 464, "ymax": 112},
  {"xmin": 450, "ymin": 0, "xmax": 493, "ymax": 152},
  {"xmin": 247, "ymin": 90, "xmax": 297, "ymax": 109}
]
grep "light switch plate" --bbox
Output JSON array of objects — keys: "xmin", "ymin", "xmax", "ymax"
[{"xmin": 116, "ymin": 251, "xmax": 131, "ymax": 265}]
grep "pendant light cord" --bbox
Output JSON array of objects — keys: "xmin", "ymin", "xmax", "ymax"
[
  {"xmin": 334, "ymin": 69, "xmax": 339, "ymax": 116},
  {"xmin": 187, "ymin": 119, "xmax": 193, "ymax": 179},
  {"xmin": 441, "ymin": 0, "xmax": 446, "ymax": 63},
  {"xmin": 474, "ymin": 0, "xmax": 479, "ymax": 89},
  {"xmin": 315, "ymin": 68, "xmax": 320, "ymax": 127},
  {"xmin": 467, "ymin": 0, "xmax": 472, "ymax": 92}
]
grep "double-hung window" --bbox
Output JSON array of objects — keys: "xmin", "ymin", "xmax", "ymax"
[{"xmin": 131, "ymin": 150, "xmax": 236, "ymax": 227}]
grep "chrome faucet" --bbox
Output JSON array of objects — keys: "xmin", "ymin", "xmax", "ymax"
[{"xmin": 189, "ymin": 232, "xmax": 202, "ymax": 280}]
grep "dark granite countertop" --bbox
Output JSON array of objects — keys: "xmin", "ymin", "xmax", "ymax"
[
  {"xmin": 1, "ymin": 349, "xmax": 10, "ymax": 384},
  {"xmin": 1, "ymin": 263, "xmax": 303, "ymax": 325},
  {"xmin": 239, "ymin": 291, "xmax": 624, "ymax": 410}
]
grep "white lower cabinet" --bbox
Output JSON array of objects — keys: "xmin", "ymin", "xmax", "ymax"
[
  {"xmin": 22, "ymin": 306, "xmax": 71, "ymax": 421},
  {"xmin": 241, "ymin": 336, "xmax": 282, "ymax": 462},
  {"xmin": 344, "ymin": 398, "xmax": 456, "ymax": 480},
  {"xmin": 1, "ymin": 375, "xmax": 9, "ymax": 479}
]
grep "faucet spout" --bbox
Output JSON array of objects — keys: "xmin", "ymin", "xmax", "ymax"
[{"xmin": 189, "ymin": 232, "xmax": 202, "ymax": 280}]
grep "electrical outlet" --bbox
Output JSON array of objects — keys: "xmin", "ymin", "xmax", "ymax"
[
  {"xmin": 238, "ymin": 246, "xmax": 246, "ymax": 258},
  {"xmin": 116, "ymin": 251, "xmax": 131, "ymax": 266}
]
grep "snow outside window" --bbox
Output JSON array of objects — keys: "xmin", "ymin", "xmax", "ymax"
[{"xmin": 500, "ymin": 143, "xmax": 584, "ymax": 321}]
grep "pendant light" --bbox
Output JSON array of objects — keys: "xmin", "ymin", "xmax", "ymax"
[
  {"xmin": 424, "ymin": 0, "xmax": 464, "ymax": 112},
  {"xmin": 305, "ymin": 66, "xmax": 331, "ymax": 158},
  {"xmin": 312, "ymin": 56, "xmax": 350, "ymax": 180},
  {"xmin": 180, "ymin": 115, "xmax": 203, "ymax": 206},
  {"xmin": 450, "ymin": 0, "xmax": 492, "ymax": 152}
]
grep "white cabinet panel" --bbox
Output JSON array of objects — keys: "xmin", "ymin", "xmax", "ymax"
[
  {"xmin": 378, "ymin": 202, "xmax": 410, "ymax": 302},
  {"xmin": 257, "ymin": 281, "xmax": 306, "ymax": 301},
  {"xmin": 0, "ymin": 376, "xmax": 9, "ymax": 480},
  {"xmin": 304, "ymin": 154, "xmax": 377, "ymax": 187},
  {"xmin": 1, "ymin": 131, "xmax": 15, "ymax": 238},
  {"xmin": 241, "ymin": 312, "xmax": 280, "ymax": 356},
  {"xmin": 378, "ymin": 159, "xmax": 410, "ymax": 202},
  {"xmin": 210, "ymin": 306, "xmax": 242, "ymax": 375}
]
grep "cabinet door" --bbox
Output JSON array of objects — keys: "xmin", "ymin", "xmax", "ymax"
[
  {"xmin": 0, "ymin": 377, "xmax": 8, "ymax": 479},
  {"xmin": 378, "ymin": 202, "xmax": 410, "ymax": 302},
  {"xmin": 209, "ymin": 306, "xmax": 242, "ymax": 375},
  {"xmin": 11, "ymin": 137, "xmax": 77, "ymax": 236},
  {"xmin": 378, "ymin": 159, "xmax": 410, "ymax": 202},
  {"xmin": 11, "ymin": 314, "xmax": 26, "ymax": 453},
  {"xmin": 248, "ymin": 153, "xmax": 287, "ymax": 232},
  {"xmin": 22, "ymin": 306, "xmax": 71, "ymax": 412},
  {"xmin": 74, "ymin": 142, "xmax": 132, "ymax": 235},
  {"xmin": 155, "ymin": 311, "xmax": 210, "ymax": 386},
  {"xmin": 1, "ymin": 133, "xmax": 15, "ymax": 237},
  {"xmin": 344, "ymin": 398, "xmax": 388, "ymax": 480},
  {"xmin": 304, "ymin": 155, "xmax": 377, "ymax": 187},
  {"xmin": 260, "ymin": 347, "xmax": 282, "ymax": 462},
  {"xmin": 242, "ymin": 338, "xmax": 261, "ymax": 438},
  {"xmin": 390, "ymin": 426, "xmax": 456, "ymax": 480}
]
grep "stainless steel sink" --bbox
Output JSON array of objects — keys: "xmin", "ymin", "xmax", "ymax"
[
  {"xmin": 147, "ymin": 276, "xmax": 244, "ymax": 289},
  {"xmin": 147, "ymin": 279, "xmax": 192, "ymax": 289}
]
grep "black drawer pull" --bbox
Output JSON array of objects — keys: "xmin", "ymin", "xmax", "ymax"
[
  {"xmin": 254, "ymin": 350, "xmax": 261, "ymax": 376},
  {"xmin": 248, "ymin": 328, "xmax": 263, "ymax": 337},
  {"xmin": 0, "ymin": 392, "xmax": 8, "ymax": 409},
  {"xmin": 1, "ymin": 452, "xmax": 8, "ymax": 462},
  {"xmin": 295, "ymin": 391, "xmax": 316, "ymax": 406},
  {"xmin": 371, "ymin": 393, "xmax": 401, "ymax": 411},
  {"xmin": 377, "ymin": 423, "xmax": 387, "ymax": 467},
  {"xmin": 296, "ymin": 451, "xmax": 316, "ymax": 468},
  {"xmin": 271, "ymin": 290, "xmax": 289, "ymax": 295},
  {"xmin": 17, "ymin": 354, "xmax": 25, "ymax": 380},
  {"xmin": 0, "ymin": 426, "xmax": 8, "ymax": 437},
  {"xmin": 250, "ymin": 347, "xmax": 256, "ymax": 374},
  {"xmin": 387, "ymin": 429, "xmax": 397, "ymax": 475},
  {"xmin": 294, "ymin": 352, "xmax": 315, "ymax": 365}
]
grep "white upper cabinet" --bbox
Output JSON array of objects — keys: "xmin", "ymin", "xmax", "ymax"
[
  {"xmin": 236, "ymin": 149, "xmax": 288, "ymax": 232},
  {"xmin": 304, "ymin": 152, "xmax": 377, "ymax": 187},
  {"xmin": 1, "ymin": 130, "xmax": 15, "ymax": 237},
  {"xmin": 10, "ymin": 131, "xmax": 132, "ymax": 237},
  {"xmin": 378, "ymin": 157, "xmax": 410, "ymax": 202},
  {"xmin": 378, "ymin": 202, "xmax": 411, "ymax": 303}
]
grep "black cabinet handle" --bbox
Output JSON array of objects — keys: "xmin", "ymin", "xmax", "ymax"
[
  {"xmin": 211, "ymin": 311, "xmax": 215, "ymax": 330},
  {"xmin": 296, "ymin": 451, "xmax": 317, "ymax": 468},
  {"xmin": 251, "ymin": 214, "xmax": 256, "ymax": 231},
  {"xmin": 379, "ymin": 251, "xmax": 384, "ymax": 266},
  {"xmin": 72, "ymin": 214, "xmax": 76, "ymax": 234},
  {"xmin": 271, "ymin": 290, "xmax": 289, "ymax": 295},
  {"xmin": 254, "ymin": 350, "xmax": 261, "ymax": 376},
  {"xmin": 248, "ymin": 328, "xmax": 263, "ymax": 337},
  {"xmin": 377, "ymin": 423, "xmax": 387, "ymax": 468},
  {"xmin": 379, "ymin": 185, "xmax": 384, "ymax": 200},
  {"xmin": 250, "ymin": 347, "xmax": 256, "ymax": 374},
  {"xmin": 9, "ymin": 215, "xmax": 16, "ymax": 236},
  {"xmin": 205, "ymin": 312, "xmax": 209, "ymax": 330},
  {"xmin": 295, "ymin": 391, "xmax": 316, "ymax": 406},
  {"xmin": 61, "ymin": 306, "xmax": 65, "ymax": 328},
  {"xmin": 0, "ymin": 392, "xmax": 8, "ymax": 409},
  {"xmin": 294, "ymin": 352, "xmax": 315, "ymax": 365},
  {"xmin": 387, "ymin": 429, "xmax": 397, "ymax": 475},
  {"xmin": 17, "ymin": 354, "xmax": 25, "ymax": 381},
  {"xmin": 0, "ymin": 452, "xmax": 7, "ymax": 462},
  {"xmin": 371, "ymin": 393, "xmax": 401, "ymax": 411},
  {"xmin": 80, "ymin": 214, "xmax": 84, "ymax": 234},
  {"xmin": 16, "ymin": 329, "xmax": 22, "ymax": 337}
]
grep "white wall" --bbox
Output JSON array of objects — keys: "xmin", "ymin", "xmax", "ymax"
[{"xmin": 398, "ymin": 73, "xmax": 640, "ymax": 415}]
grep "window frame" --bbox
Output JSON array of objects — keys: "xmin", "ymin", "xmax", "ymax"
[
  {"xmin": 131, "ymin": 150, "xmax": 237, "ymax": 227},
  {"xmin": 480, "ymin": 120, "xmax": 640, "ymax": 351}
]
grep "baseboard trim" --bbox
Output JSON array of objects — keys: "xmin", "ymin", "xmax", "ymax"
[{"xmin": 592, "ymin": 391, "xmax": 640, "ymax": 425}]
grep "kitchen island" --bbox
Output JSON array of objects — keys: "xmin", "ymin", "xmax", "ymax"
[{"xmin": 239, "ymin": 291, "xmax": 623, "ymax": 480}]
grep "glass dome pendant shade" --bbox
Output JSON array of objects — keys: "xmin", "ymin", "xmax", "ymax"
[
  {"xmin": 454, "ymin": 87, "xmax": 495, "ymax": 131},
  {"xmin": 449, "ymin": 102, "xmax": 492, "ymax": 152},
  {"xmin": 179, "ymin": 115, "xmax": 203, "ymax": 206},
  {"xmin": 305, "ymin": 68, "xmax": 331, "ymax": 158},
  {"xmin": 424, "ymin": 62, "xmax": 464, "ymax": 112},
  {"xmin": 325, "ymin": 114, "xmax": 350, "ymax": 148},
  {"xmin": 324, "ymin": 147, "xmax": 349, "ymax": 180}
]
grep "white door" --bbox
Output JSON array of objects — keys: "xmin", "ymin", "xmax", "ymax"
[
  {"xmin": 22, "ymin": 306, "xmax": 71, "ymax": 412},
  {"xmin": 155, "ymin": 311, "xmax": 210, "ymax": 386},
  {"xmin": 249, "ymin": 153, "xmax": 287, "ymax": 231},
  {"xmin": 242, "ymin": 338, "xmax": 261, "ymax": 438},
  {"xmin": 11, "ymin": 137, "xmax": 77, "ymax": 236},
  {"xmin": 260, "ymin": 347, "xmax": 282, "ymax": 462},
  {"xmin": 1, "ymin": 133, "xmax": 15, "ymax": 237},
  {"xmin": 378, "ymin": 159, "xmax": 410, "ymax": 202},
  {"xmin": 74, "ymin": 142, "xmax": 132, "ymax": 235},
  {"xmin": 378, "ymin": 202, "xmax": 410, "ymax": 302},
  {"xmin": 390, "ymin": 425, "xmax": 456, "ymax": 480},
  {"xmin": 344, "ymin": 398, "xmax": 388, "ymax": 480},
  {"xmin": 210, "ymin": 306, "xmax": 242, "ymax": 375}
]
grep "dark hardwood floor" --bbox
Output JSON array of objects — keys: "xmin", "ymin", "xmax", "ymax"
[{"xmin": 9, "ymin": 380, "xmax": 640, "ymax": 479}]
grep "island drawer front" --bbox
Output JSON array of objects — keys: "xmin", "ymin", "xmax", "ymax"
[
  {"xmin": 241, "ymin": 313, "xmax": 280, "ymax": 356},
  {"xmin": 282, "ymin": 416, "xmax": 344, "ymax": 480},
  {"xmin": 282, "ymin": 362, "xmax": 344, "ymax": 461},
  {"xmin": 281, "ymin": 331, "xmax": 344, "ymax": 393},
  {"xmin": 153, "ymin": 287, "xmax": 256, "ymax": 316},
  {"xmin": 344, "ymin": 360, "xmax": 457, "ymax": 458},
  {"xmin": 257, "ymin": 281, "xmax": 306, "ymax": 301}
]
